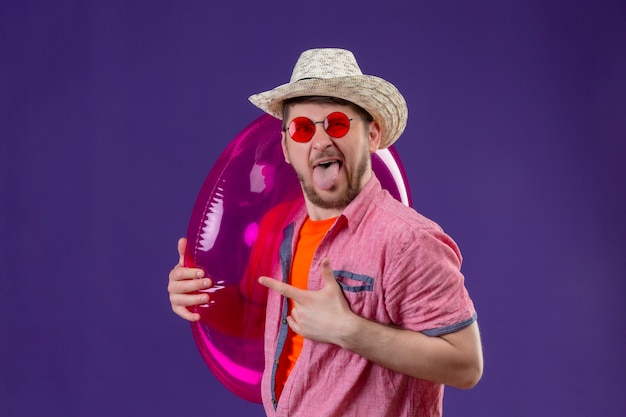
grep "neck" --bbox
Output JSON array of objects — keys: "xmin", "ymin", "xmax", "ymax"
[{"xmin": 304, "ymin": 200, "xmax": 344, "ymax": 221}]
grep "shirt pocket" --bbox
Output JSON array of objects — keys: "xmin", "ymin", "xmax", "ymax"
[
  {"xmin": 333, "ymin": 270, "xmax": 374, "ymax": 292},
  {"xmin": 333, "ymin": 270, "xmax": 375, "ymax": 315}
]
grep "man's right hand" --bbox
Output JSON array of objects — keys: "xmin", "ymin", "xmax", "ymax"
[{"xmin": 167, "ymin": 237, "xmax": 213, "ymax": 321}]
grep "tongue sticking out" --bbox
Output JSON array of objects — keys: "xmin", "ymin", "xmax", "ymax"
[{"xmin": 313, "ymin": 162, "xmax": 340, "ymax": 191}]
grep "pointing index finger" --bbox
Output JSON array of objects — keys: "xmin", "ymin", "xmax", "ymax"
[{"xmin": 258, "ymin": 276, "xmax": 302, "ymax": 300}]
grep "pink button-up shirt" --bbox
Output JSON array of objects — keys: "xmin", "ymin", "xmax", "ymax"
[{"xmin": 261, "ymin": 175, "xmax": 476, "ymax": 417}]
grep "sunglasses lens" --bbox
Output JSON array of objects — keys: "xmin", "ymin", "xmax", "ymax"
[
  {"xmin": 288, "ymin": 117, "xmax": 315, "ymax": 142},
  {"xmin": 324, "ymin": 112, "xmax": 351, "ymax": 138},
  {"xmin": 288, "ymin": 112, "xmax": 352, "ymax": 142}
]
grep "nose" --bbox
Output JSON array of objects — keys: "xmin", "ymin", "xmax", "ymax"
[{"xmin": 310, "ymin": 122, "xmax": 334, "ymax": 151}]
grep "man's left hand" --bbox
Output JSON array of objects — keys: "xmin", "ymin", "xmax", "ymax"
[{"xmin": 258, "ymin": 258, "xmax": 354, "ymax": 345}]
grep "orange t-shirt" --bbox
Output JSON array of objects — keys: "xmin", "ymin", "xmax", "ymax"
[{"xmin": 274, "ymin": 216, "xmax": 336, "ymax": 400}]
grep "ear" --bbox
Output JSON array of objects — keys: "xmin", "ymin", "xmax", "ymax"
[
  {"xmin": 368, "ymin": 121, "xmax": 382, "ymax": 153},
  {"xmin": 281, "ymin": 131, "xmax": 291, "ymax": 164}
]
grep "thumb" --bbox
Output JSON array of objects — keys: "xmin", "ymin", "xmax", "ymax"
[{"xmin": 177, "ymin": 237, "xmax": 187, "ymax": 265}]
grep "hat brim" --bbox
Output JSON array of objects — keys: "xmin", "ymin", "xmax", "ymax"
[{"xmin": 249, "ymin": 75, "xmax": 407, "ymax": 149}]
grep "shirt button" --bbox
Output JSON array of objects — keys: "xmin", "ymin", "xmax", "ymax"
[{"xmin": 282, "ymin": 318, "xmax": 288, "ymax": 324}]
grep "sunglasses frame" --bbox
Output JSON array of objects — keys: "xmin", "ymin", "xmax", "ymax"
[{"xmin": 284, "ymin": 111, "xmax": 364, "ymax": 143}]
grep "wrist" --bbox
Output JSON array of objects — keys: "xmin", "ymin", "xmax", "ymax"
[{"xmin": 335, "ymin": 312, "xmax": 369, "ymax": 351}]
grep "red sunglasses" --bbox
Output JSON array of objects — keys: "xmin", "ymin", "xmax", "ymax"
[{"xmin": 285, "ymin": 111, "xmax": 363, "ymax": 143}]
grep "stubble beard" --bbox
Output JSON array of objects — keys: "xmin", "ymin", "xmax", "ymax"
[{"xmin": 296, "ymin": 145, "xmax": 370, "ymax": 210}]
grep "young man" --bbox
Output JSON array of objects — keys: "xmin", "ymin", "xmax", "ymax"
[{"xmin": 168, "ymin": 48, "xmax": 483, "ymax": 416}]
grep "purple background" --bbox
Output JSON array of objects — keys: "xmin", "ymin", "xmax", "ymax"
[{"xmin": 2, "ymin": 1, "xmax": 625, "ymax": 416}]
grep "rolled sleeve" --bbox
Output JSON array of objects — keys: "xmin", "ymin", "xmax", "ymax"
[{"xmin": 384, "ymin": 226, "xmax": 476, "ymax": 335}]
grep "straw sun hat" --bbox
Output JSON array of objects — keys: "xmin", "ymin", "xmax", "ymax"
[{"xmin": 248, "ymin": 48, "xmax": 408, "ymax": 149}]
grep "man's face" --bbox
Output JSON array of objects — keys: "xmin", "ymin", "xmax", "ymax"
[{"xmin": 281, "ymin": 102, "xmax": 381, "ymax": 219}]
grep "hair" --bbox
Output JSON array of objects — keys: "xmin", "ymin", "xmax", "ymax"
[{"xmin": 281, "ymin": 96, "xmax": 374, "ymax": 130}]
